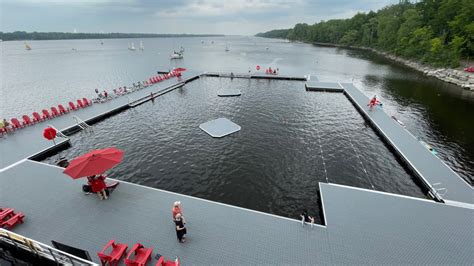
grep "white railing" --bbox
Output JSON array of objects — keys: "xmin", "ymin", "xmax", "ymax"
[{"xmin": 0, "ymin": 228, "xmax": 97, "ymax": 265}]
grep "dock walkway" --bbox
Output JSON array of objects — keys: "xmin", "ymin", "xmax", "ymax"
[
  {"xmin": 0, "ymin": 74, "xmax": 198, "ymax": 170},
  {"xmin": 340, "ymin": 83, "xmax": 473, "ymax": 206},
  {"xmin": 0, "ymin": 160, "xmax": 471, "ymax": 265}
]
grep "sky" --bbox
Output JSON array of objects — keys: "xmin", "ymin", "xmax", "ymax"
[{"xmin": 1, "ymin": 0, "xmax": 399, "ymax": 35}]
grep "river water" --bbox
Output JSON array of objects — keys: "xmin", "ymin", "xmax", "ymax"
[{"xmin": 1, "ymin": 36, "xmax": 472, "ymax": 220}]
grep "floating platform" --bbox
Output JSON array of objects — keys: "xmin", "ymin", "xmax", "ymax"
[
  {"xmin": 1, "ymin": 160, "xmax": 472, "ymax": 265},
  {"xmin": 199, "ymin": 118, "xmax": 241, "ymax": 138},
  {"xmin": 0, "ymin": 75, "xmax": 200, "ymax": 170},
  {"xmin": 305, "ymin": 81, "xmax": 343, "ymax": 92},
  {"xmin": 217, "ymin": 89, "xmax": 241, "ymax": 97},
  {"xmin": 340, "ymin": 83, "xmax": 473, "ymax": 206}
]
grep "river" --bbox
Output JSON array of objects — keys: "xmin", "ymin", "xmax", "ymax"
[{"xmin": 1, "ymin": 36, "xmax": 472, "ymax": 219}]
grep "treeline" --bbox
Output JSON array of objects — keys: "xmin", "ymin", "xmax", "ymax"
[
  {"xmin": 0, "ymin": 31, "xmax": 224, "ymax": 41},
  {"xmin": 257, "ymin": 0, "xmax": 473, "ymax": 67}
]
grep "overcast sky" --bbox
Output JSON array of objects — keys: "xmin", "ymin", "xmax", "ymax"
[{"xmin": 1, "ymin": 0, "xmax": 399, "ymax": 35}]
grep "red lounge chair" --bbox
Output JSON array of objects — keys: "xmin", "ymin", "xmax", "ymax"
[
  {"xmin": 97, "ymin": 239, "xmax": 128, "ymax": 266},
  {"xmin": 1, "ymin": 212, "xmax": 25, "ymax": 230},
  {"xmin": 0, "ymin": 208, "xmax": 13, "ymax": 220},
  {"xmin": 58, "ymin": 104, "xmax": 68, "ymax": 114},
  {"xmin": 32, "ymin": 112, "xmax": 43, "ymax": 123},
  {"xmin": 125, "ymin": 243, "xmax": 152, "ymax": 266},
  {"xmin": 83, "ymin": 98, "xmax": 91, "ymax": 106},
  {"xmin": 22, "ymin": 115, "xmax": 33, "ymax": 126},
  {"xmin": 10, "ymin": 118, "xmax": 22, "ymax": 130},
  {"xmin": 51, "ymin": 106, "xmax": 60, "ymax": 117},
  {"xmin": 42, "ymin": 109, "xmax": 52, "ymax": 120},
  {"xmin": 156, "ymin": 256, "xmax": 180, "ymax": 266},
  {"xmin": 69, "ymin": 101, "xmax": 77, "ymax": 111}
]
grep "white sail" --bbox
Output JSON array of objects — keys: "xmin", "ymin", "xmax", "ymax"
[
  {"xmin": 139, "ymin": 41, "xmax": 144, "ymax": 50},
  {"xmin": 25, "ymin": 42, "xmax": 32, "ymax": 50}
]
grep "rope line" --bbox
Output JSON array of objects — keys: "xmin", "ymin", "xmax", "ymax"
[
  {"xmin": 340, "ymin": 119, "xmax": 376, "ymax": 190},
  {"xmin": 315, "ymin": 120, "xmax": 329, "ymax": 183}
]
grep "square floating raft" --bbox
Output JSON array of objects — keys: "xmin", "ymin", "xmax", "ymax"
[
  {"xmin": 199, "ymin": 118, "xmax": 241, "ymax": 138},
  {"xmin": 217, "ymin": 89, "xmax": 241, "ymax": 97}
]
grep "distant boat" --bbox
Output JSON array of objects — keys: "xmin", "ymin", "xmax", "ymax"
[
  {"xmin": 170, "ymin": 51, "xmax": 183, "ymax": 59},
  {"xmin": 100, "ymin": 40, "xmax": 104, "ymax": 45},
  {"xmin": 265, "ymin": 47, "xmax": 269, "ymax": 50},
  {"xmin": 24, "ymin": 42, "xmax": 32, "ymax": 50},
  {"xmin": 139, "ymin": 41, "xmax": 144, "ymax": 51},
  {"xmin": 225, "ymin": 45, "xmax": 229, "ymax": 52},
  {"xmin": 128, "ymin": 42, "xmax": 136, "ymax": 51}
]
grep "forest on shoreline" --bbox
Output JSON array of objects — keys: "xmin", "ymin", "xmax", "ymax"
[
  {"xmin": 256, "ymin": 0, "xmax": 473, "ymax": 68},
  {"xmin": 0, "ymin": 31, "xmax": 223, "ymax": 41}
]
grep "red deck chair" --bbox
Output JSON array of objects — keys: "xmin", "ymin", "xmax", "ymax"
[
  {"xmin": 125, "ymin": 243, "xmax": 152, "ymax": 266},
  {"xmin": 77, "ymin": 99, "xmax": 84, "ymax": 108},
  {"xmin": 156, "ymin": 256, "xmax": 180, "ymax": 266},
  {"xmin": 22, "ymin": 115, "xmax": 33, "ymax": 126},
  {"xmin": 11, "ymin": 118, "xmax": 22, "ymax": 130},
  {"xmin": 58, "ymin": 104, "xmax": 68, "ymax": 114},
  {"xmin": 51, "ymin": 106, "xmax": 60, "ymax": 117},
  {"xmin": 97, "ymin": 239, "xmax": 128, "ymax": 266},
  {"xmin": 69, "ymin": 101, "xmax": 77, "ymax": 111},
  {"xmin": 82, "ymin": 98, "xmax": 91, "ymax": 106},
  {"xmin": 32, "ymin": 112, "xmax": 43, "ymax": 123},
  {"xmin": 1, "ymin": 212, "xmax": 25, "ymax": 230},
  {"xmin": 42, "ymin": 109, "xmax": 52, "ymax": 120}
]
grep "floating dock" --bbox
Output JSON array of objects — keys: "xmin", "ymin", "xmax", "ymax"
[
  {"xmin": 0, "ymin": 75, "xmax": 199, "ymax": 170},
  {"xmin": 0, "ymin": 160, "xmax": 471, "ymax": 265},
  {"xmin": 340, "ymin": 83, "xmax": 473, "ymax": 207},
  {"xmin": 1, "ymin": 72, "xmax": 472, "ymax": 264},
  {"xmin": 305, "ymin": 81, "xmax": 344, "ymax": 92}
]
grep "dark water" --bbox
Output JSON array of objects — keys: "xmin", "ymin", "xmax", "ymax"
[{"xmin": 45, "ymin": 77, "xmax": 423, "ymax": 221}]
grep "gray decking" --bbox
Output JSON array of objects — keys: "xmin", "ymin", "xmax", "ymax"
[
  {"xmin": 0, "ymin": 75, "xmax": 195, "ymax": 170},
  {"xmin": 340, "ymin": 83, "xmax": 473, "ymax": 206},
  {"xmin": 305, "ymin": 81, "xmax": 344, "ymax": 92},
  {"xmin": 1, "ymin": 160, "xmax": 472, "ymax": 265}
]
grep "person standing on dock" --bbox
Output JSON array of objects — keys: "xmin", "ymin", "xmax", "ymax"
[
  {"xmin": 172, "ymin": 201, "xmax": 183, "ymax": 220},
  {"xmin": 300, "ymin": 209, "xmax": 315, "ymax": 228},
  {"xmin": 174, "ymin": 213, "xmax": 187, "ymax": 243}
]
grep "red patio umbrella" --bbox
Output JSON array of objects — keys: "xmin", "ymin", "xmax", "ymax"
[
  {"xmin": 173, "ymin": 68, "xmax": 187, "ymax": 72},
  {"xmin": 63, "ymin": 147, "xmax": 124, "ymax": 179}
]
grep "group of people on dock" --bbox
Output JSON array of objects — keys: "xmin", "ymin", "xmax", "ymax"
[
  {"xmin": 265, "ymin": 67, "xmax": 279, "ymax": 75},
  {"xmin": 93, "ymin": 82, "xmax": 146, "ymax": 103}
]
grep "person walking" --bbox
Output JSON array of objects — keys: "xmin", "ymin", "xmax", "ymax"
[{"xmin": 174, "ymin": 213, "xmax": 187, "ymax": 243}]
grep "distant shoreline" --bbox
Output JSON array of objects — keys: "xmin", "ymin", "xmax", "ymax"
[{"xmin": 0, "ymin": 31, "xmax": 225, "ymax": 41}]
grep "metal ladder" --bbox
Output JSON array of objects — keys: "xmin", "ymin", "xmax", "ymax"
[
  {"xmin": 72, "ymin": 115, "xmax": 92, "ymax": 131},
  {"xmin": 47, "ymin": 125, "xmax": 68, "ymax": 139},
  {"xmin": 432, "ymin": 182, "xmax": 448, "ymax": 197}
]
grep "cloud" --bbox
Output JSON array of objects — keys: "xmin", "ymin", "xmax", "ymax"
[
  {"xmin": 154, "ymin": 0, "xmax": 301, "ymax": 18},
  {"xmin": 1, "ymin": 0, "xmax": 400, "ymax": 35}
]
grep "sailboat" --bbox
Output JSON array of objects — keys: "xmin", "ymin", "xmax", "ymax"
[
  {"xmin": 128, "ymin": 42, "xmax": 136, "ymax": 51},
  {"xmin": 170, "ymin": 44, "xmax": 184, "ymax": 59},
  {"xmin": 139, "ymin": 41, "xmax": 144, "ymax": 51},
  {"xmin": 24, "ymin": 42, "xmax": 32, "ymax": 50}
]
